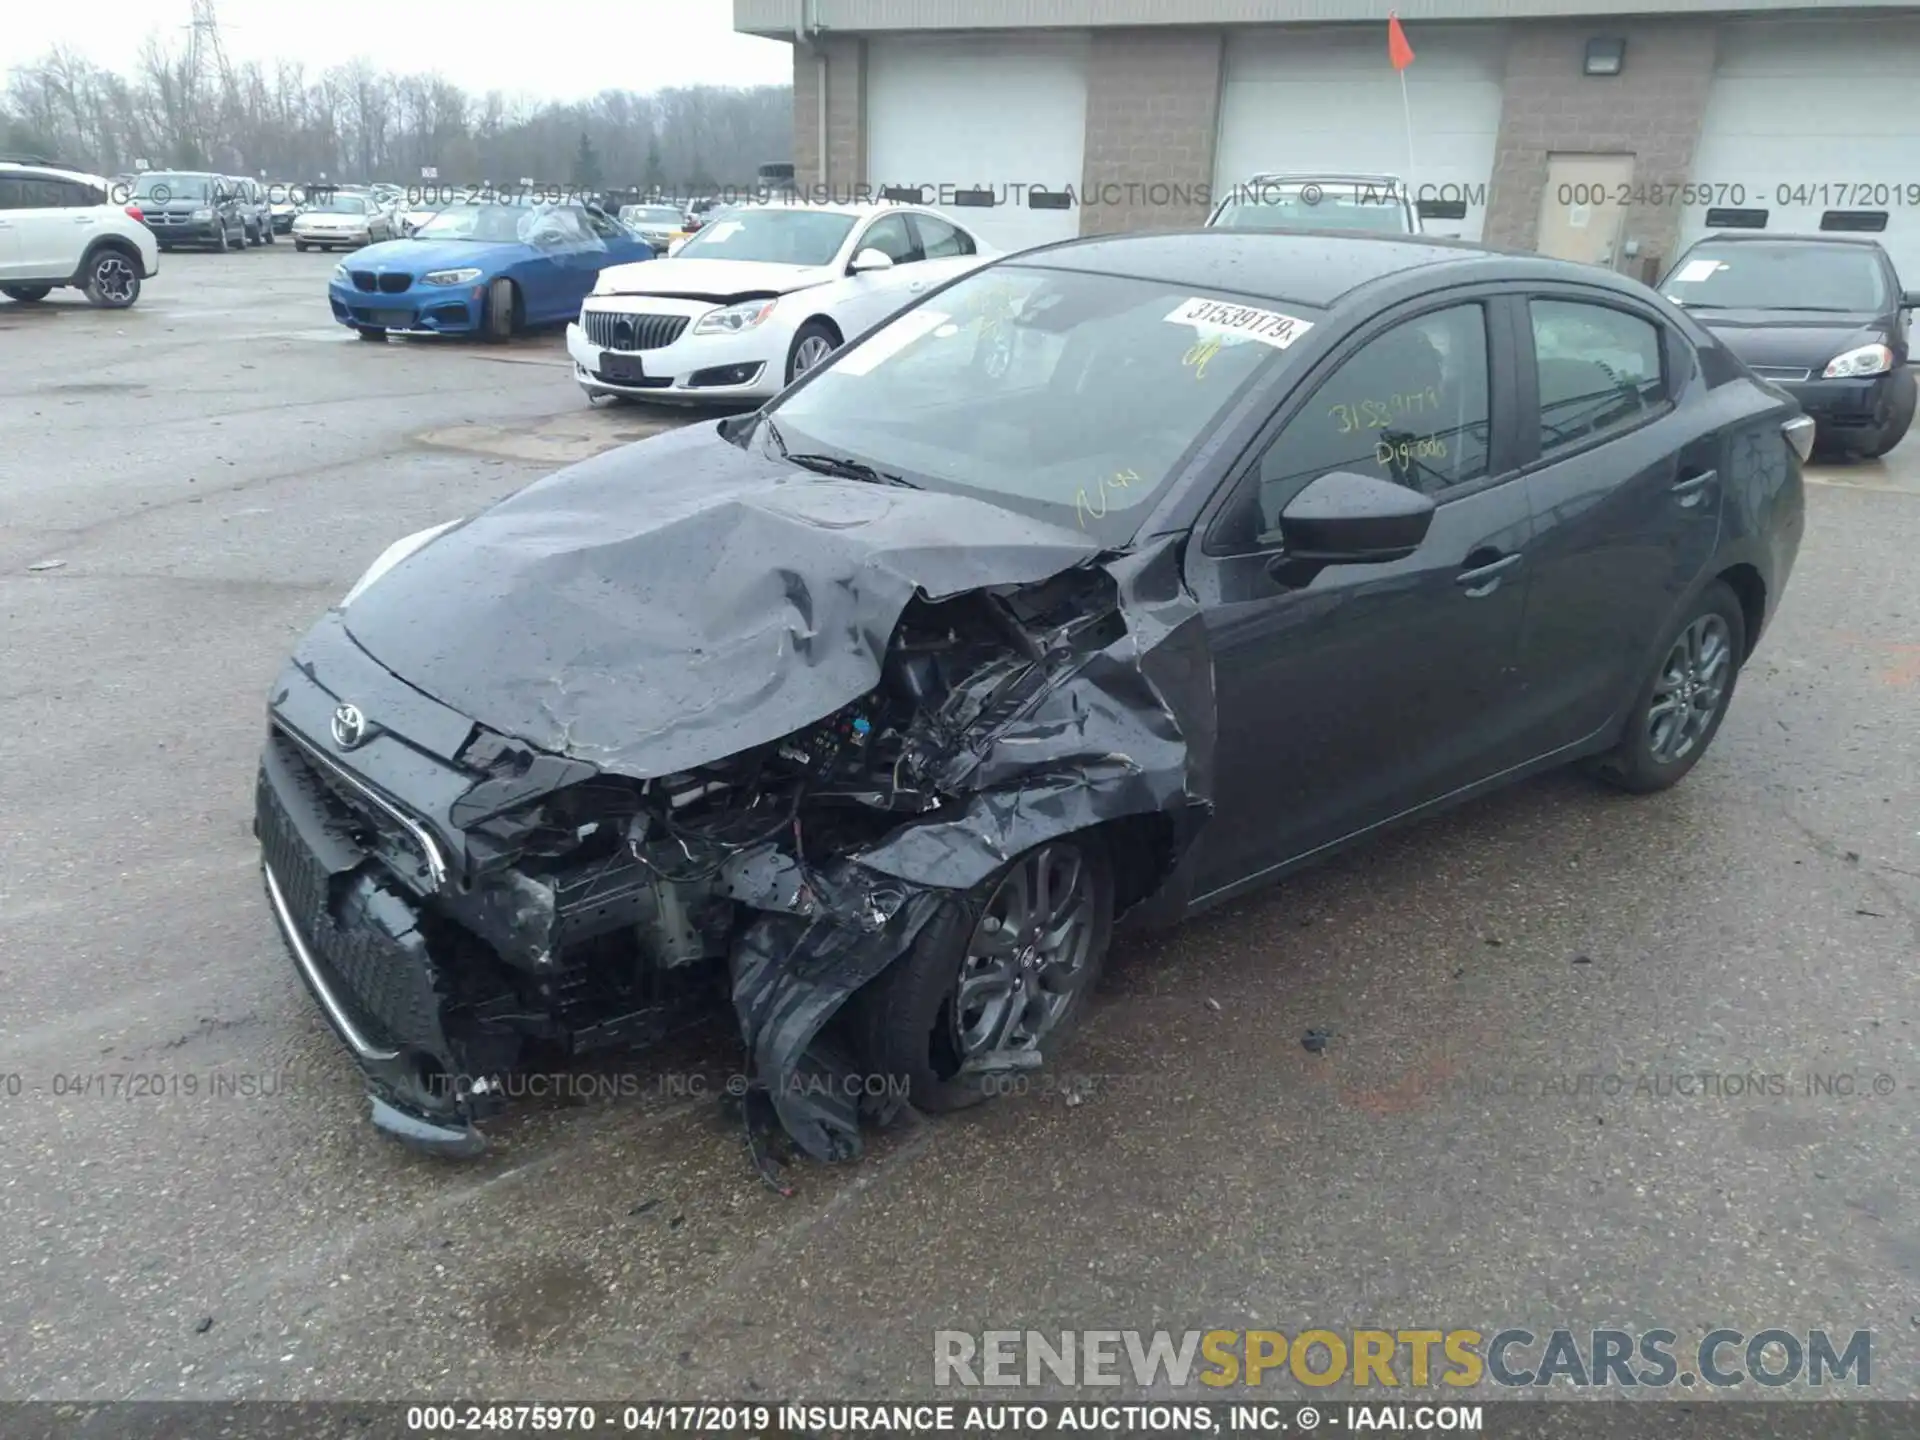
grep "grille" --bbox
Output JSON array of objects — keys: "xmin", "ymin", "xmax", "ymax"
[
  {"xmin": 1751, "ymin": 366, "xmax": 1811, "ymax": 383},
  {"xmin": 379, "ymin": 273, "xmax": 411, "ymax": 293},
  {"xmin": 582, "ymin": 310, "xmax": 689, "ymax": 352},
  {"xmin": 352, "ymin": 307, "xmax": 416, "ymax": 327},
  {"xmin": 351, "ymin": 271, "xmax": 377, "ymax": 291},
  {"xmin": 256, "ymin": 750, "xmax": 452, "ymax": 1057},
  {"xmin": 272, "ymin": 726, "xmax": 436, "ymax": 889}
]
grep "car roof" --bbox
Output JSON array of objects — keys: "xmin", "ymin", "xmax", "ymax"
[
  {"xmin": 0, "ymin": 160, "xmax": 109, "ymax": 185},
  {"xmin": 1687, "ymin": 231, "xmax": 1890, "ymax": 251},
  {"xmin": 1238, "ymin": 171, "xmax": 1407, "ymax": 187},
  {"xmin": 1006, "ymin": 228, "xmax": 1577, "ymax": 311}
]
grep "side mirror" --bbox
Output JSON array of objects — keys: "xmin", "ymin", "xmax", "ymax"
[
  {"xmin": 850, "ymin": 248, "xmax": 895, "ymax": 274},
  {"xmin": 1903, "ymin": 290, "xmax": 1920, "ymax": 310},
  {"xmin": 1266, "ymin": 470, "xmax": 1436, "ymax": 565}
]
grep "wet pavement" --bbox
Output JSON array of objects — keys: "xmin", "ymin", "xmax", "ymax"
[{"xmin": 2, "ymin": 248, "xmax": 1916, "ymax": 1404}]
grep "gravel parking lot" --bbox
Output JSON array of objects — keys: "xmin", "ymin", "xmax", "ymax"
[{"xmin": 2, "ymin": 245, "xmax": 1917, "ymax": 1403}]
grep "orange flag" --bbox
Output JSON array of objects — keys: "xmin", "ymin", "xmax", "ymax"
[{"xmin": 1388, "ymin": 13, "xmax": 1416, "ymax": 70}]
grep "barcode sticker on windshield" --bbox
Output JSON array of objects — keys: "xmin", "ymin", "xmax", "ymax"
[
  {"xmin": 1674, "ymin": 259, "xmax": 1722, "ymax": 283},
  {"xmin": 1165, "ymin": 298, "xmax": 1314, "ymax": 350}
]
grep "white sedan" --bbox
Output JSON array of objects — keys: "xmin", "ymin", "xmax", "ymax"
[{"xmin": 565, "ymin": 201, "xmax": 997, "ymax": 405}]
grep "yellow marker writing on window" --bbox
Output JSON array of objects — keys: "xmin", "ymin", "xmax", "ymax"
[
  {"xmin": 1184, "ymin": 333, "xmax": 1223, "ymax": 379},
  {"xmin": 1075, "ymin": 469, "xmax": 1142, "ymax": 528}
]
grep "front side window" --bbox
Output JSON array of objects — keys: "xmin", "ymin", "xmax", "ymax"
[
  {"xmin": 856, "ymin": 214, "xmax": 918, "ymax": 265},
  {"xmin": 761, "ymin": 266, "xmax": 1320, "ymax": 544},
  {"xmin": 1253, "ymin": 303, "xmax": 1492, "ymax": 529},
  {"xmin": 914, "ymin": 215, "xmax": 976, "ymax": 259},
  {"xmin": 1530, "ymin": 299, "xmax": 1666, "ymax": 454},
  {"xmin": 674, "ymin": 208, "xmax": 858, "ymax": 266}
]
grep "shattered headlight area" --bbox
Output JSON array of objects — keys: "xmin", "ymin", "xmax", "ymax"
[{"xmin": 256, "ymin": 542, "xmax": 1214, "ymax": 1180}]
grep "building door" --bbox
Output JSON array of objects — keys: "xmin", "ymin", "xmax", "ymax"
[{"xmin": 1537, "ymin": 154, "xmax": 1634, "ymax": 268}]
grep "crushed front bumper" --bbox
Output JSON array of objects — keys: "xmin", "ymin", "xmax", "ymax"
[{"xmin": 255, "ymin": 731, "xmax": 489, "ymax": 1155}]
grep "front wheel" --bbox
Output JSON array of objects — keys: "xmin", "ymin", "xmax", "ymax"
[
  {"xmin": 851, "ymin": 834, "xmax": 1113, "ymax": 1114},
  {"xmin": 483, "ymin": 276, "xmax": 515, "ymax": 342},
  {"xmin": 1854, "ymin": 371, "xmax": 1916, "ymax": 459},
  {"xmin": 2, "ymin": 285, "xmax": 53, "ymax": 303},
  {"xmin": 294, "ymin": 241, "xmax": 309, "ymax": 251},
  {"xmin": 215, "ymin": 225, "xmax": 233, "ymax": 252},
  {"xmin": 785, "ymin": 319, "xmax": 841, "ymax": 384},
  {"xmin": 82, "ymin": 252, "xmax": 140, "ymax": 308},
  {"xmin": 1587, "ymin": 580, "xmax": 1746, "ymax": 794}
]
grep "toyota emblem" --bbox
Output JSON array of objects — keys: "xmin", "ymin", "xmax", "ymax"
[{"xmin": 331, "ymin": 702, "xmax": 369, "ymax": 749}]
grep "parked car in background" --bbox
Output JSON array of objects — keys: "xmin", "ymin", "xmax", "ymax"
[
  {"xmin": 571, "ymin": 200, "xmax": 995, "ymax": 404},
  {"xmin": 0, "ymin": 160, "xmax": 156, "ymax": 307},
  {"xmin": 268, "ymin": 184, "xmax": 307, "ymax": 233},
  {"xmin": 228, "ymin": 176, "xmax": 276, "ymax": 245},
  {"xmin": 293, "ymin": 192, "xmax": 395, "ymax": 251},
  {"xmin": 683, "ymin": 196, "xmax": 719, "ymax": 232},
  {"xmin": 1209, "ymin": 172, "xmax": 1420, "ymax": 236},
  {"xmin": 257, "ymin": 229, "xmax": 1807, "ymax": 1160},
  {"xmin": 397, "ymin": 202, "xmax": 441, "ymax": 237},
  {"xmin": 327, "ymin": 199, "xmax": 654, "ymax": 341},
  {"xmin": 617, "ymin": 203, "xmax": 687, "ymax": 253},
  {"xmin": 1659, "ymin": 233, "xmax": 1917, "ymax": 459},
  {"xmin": 130, "ymin": 170, "xmax": 249, "ymax": 251}
]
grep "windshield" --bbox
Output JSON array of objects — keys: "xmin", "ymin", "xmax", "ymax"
[
  {"xmin": 1662, "ymin": 243, "xmax": 1890, "ymax": 312},
  {"xmin": 411, "ymin": 202, "xmax": 587, "ymax": 245},
  {"xmin": 675, "ymin": 208, "xmax": 857, "ymax": 265},
  {"xmin": 623, "ymin": 206, "xmax": 682, "ymax": 225},
  {"xmin": 308, "ymin": 195, "xmax": 368, "ymax": 215},
  {"xmin": 134, "ymin": 174, "xmax": 210, "ymax": 201},
  {"xmin": 761, "ymin": 266, "xmax": 1319, "ymax": 544},
  {"xmin": 1213, "ymin": 187, "xmax": 1411, "ymax": 233}
]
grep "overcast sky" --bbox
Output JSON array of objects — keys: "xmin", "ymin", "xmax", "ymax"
[{"xmin": 2, "ymin": 0, "xmax": 795, "ymax": 100}]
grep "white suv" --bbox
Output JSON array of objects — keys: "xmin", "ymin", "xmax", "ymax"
[{"xmin": 0, "ymin": 160, "xmax": 159, "ymax": 308}]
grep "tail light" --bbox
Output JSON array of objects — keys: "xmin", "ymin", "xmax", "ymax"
[{"xmin": 125, "ymin": 205, "xmax": 144, "ymax": 222}]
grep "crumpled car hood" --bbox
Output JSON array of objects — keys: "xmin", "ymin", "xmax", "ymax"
[{"xmin": 340, "ymin": 423, "xmax": 1102, "ymax": 778}]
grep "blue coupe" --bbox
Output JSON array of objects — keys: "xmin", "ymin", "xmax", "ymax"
[{"xmin": 326, "ymin": 201, "xmax": 656, "ymax": 341}]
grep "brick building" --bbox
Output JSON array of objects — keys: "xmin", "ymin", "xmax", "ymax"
[{"xmin": 734, "ymin": 0, "xmax": 1920, "ymax": 283}]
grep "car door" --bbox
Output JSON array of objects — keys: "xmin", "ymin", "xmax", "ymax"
[
  {"xmin": 1505, "ymin": 289, "xmax": 1724, "ymax": 759},
  {"xmin": 0, "ymin": 178, "xmax": 25, "ymax": 278},
  {"xmin": 836, "ymin": 212, "xmax": 925, "ymax": 338},
  {"xmin": 11, "ymin": 176, "xmax": 77, "ymax": 277},
  {"xmin": 1184, "ymin": 296, "xmax": 1536, "ymax": 899}
]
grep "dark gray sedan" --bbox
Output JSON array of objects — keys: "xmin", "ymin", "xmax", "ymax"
[{"xmin": 254, "ymin": 230, "xmax": 1808, "ymax": 1168}]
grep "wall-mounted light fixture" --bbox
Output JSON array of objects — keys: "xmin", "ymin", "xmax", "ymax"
[{"xmin": 1584, "ymin": 38, "xmax": 1626, "ymax": 76}]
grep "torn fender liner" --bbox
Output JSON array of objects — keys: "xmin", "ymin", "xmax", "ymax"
[
  {"xmin": 726, "ymin": 539, "xmax": 1220, "ymax": 1162},
  {"xmin": 340, "ymin": 424, "xmax": 1102, "ymax": 779}
]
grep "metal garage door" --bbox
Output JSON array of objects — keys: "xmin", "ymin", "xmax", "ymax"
[
  {"xmin": 1214, "ymin": 26, "xmax": 1508, "ymax": 240},
  {"xmin": 865, "ymin": 34, "xmax": 1088, "ymax": 254},
  {"xmin": 1684, "ymin": 18, "xmax": 1920, "ymax": 285}
]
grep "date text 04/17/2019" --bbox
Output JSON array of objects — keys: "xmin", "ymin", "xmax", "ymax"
[{"xmin": 1556, "ymin": 181, "xmax": 1920, "ymax": 208}]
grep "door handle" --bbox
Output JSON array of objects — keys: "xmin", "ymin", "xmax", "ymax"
[
  {"xmin": 1672, "ymin": 468, "xmax": 1716, "ymax": 505},
  {"xmin": 1456, "ymin": 552, "xmax": 1521, "ymax": 597}
]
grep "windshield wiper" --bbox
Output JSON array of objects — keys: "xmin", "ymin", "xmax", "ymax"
[
  {"xmin": 783, "ymin": 453, "xmax": 914, "ymax": 487},
  {"xmin": 761, "ymin": 417, "xmax": 913, "ymax": 487}
]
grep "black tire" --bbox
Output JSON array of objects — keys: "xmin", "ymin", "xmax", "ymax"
[
  {"xmin": 215, "ymin": 224, "xmax": 233, "ymax": 253},
  {"xmin": 1, "ymin": 285, "xmax": 52, "ymax": 302},
  {"xmin": 81, "ymin": 250, "xmax": 141, "ymax": 309},
  {"xmin": 1853, "ymin": 371, "xmax": 1916, "ymax": 459},
  {"xmin": 262, "ymin": 222, "xmax": 276, "ymax": 245},
  {"xmin": 294, "ymin": 241, "xmax": 309, "ymax": 252},
  {"xmin": 483, "ymin": 276, "xmax": 516, "ymax": 342},
  {"xmin": 1588, "ymin": 580, "xmax": 1746, "ymax": 795},
  {"xmin": 357, "ymin": 328, "xmax": 388, "ymax": 342},
  {"xmin": 850, "ymin": 833, "xmax": 1114, "ymax": 1114},
  {"xmin": 785, "ymin": 319, "xmax": 841, "ymax": 384}
]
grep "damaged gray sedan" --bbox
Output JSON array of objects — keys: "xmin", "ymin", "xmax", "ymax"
[{"xmin": 256, "ymin": 230, "xmax": 1805, "ymax": 1165}]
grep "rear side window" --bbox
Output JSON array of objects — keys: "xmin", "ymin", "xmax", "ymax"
[
  {"xmin": 913, "ymin": 215, "xmax": 976, "ymax": 259},
  {"xmin": 1530, "ymin": 300, "xmax": 1666, "ymax": 455}
]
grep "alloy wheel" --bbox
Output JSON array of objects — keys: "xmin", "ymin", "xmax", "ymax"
[
  {"xmin": 1647, "ymin": 613, "xmax": 1732, "ymax": 765},
  {"xmin": 793, "ymin": 334, "xmax": 834, "ymax": 376},
  {"xmin": 949, "ymin": 843, "xmax": 1097, "ymax": 1062},
  {"xmin": 92, "ymin": 255, "xmax": 136, "ymax": 304}
]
